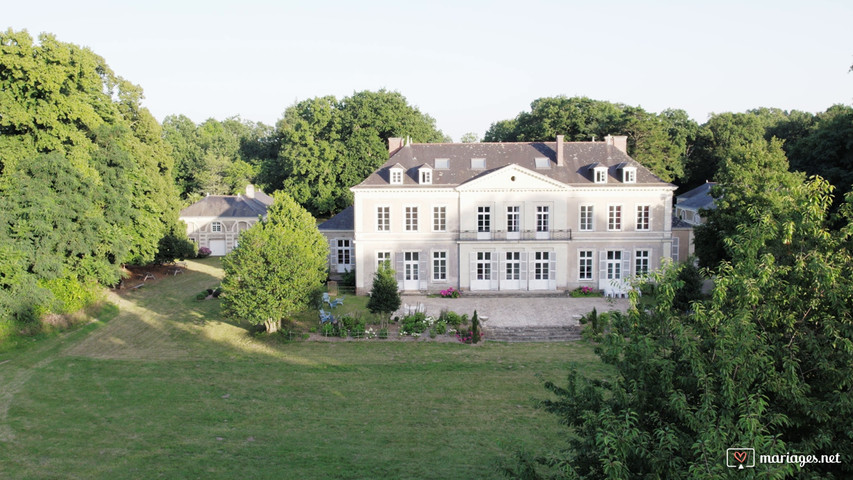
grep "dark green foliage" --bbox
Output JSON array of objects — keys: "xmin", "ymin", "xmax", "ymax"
[
  {"xmin": 672, "ymin": 261, "xmax": 704, "ymax": 312},
  {"xmin": 471, "ymin": 310, "xmax": 481, "ymax": 344},
  {"xmin": 260, "ymin": 89, "xmax": 448, "ymax": 216},
  {"xmin": 527, "ymin": 175, "xmax": 853, "ymax": 479},
  {"xmin": 220, "ymin": 192, "xmax": 328, "ymax": 333},
  {"xmin": 484, "ymin": 96, "xmax": 698, "ymax": 182},
  {"xmin": 154, "ymin": 223, "xmax": 196, "ymax": 264},
  {"xmin": 162, "ymin": 115, "xmax": 274, "ymax": 201},
  {"xmin": 366, "ymin": 261, "xmax": 401, "ymax": 316},
  {"xmin": 0, "ymin": 29, "xmax": 180, "ymax": 322},
  {"xmin": 340, "ymin": 268, "xmax": 356, "ymax": 287},
  {"xmin": 400, "ymin": 312, "xmax": 429, "ymax": 335}
]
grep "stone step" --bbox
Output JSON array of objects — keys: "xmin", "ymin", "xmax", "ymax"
[{"xmin": 482, "ymin": 325, "xmax": 583, "ymax": 342}]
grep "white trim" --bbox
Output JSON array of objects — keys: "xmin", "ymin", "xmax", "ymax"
[
  {"xmin": 432, "ymin": 205, "xmax": 447, "ymax": 232},
  {"xmin": 578, "ymin": 249, "xmax": 594, "ymax": 281},
  {"xmin": 403, "ymin": 205, "xmax": 419, "ymax": 232},
  {"xmin": 635, "ymin": 204, "xmax": 651, "ymax": 231},
  {"xmin": 579, "ymin": 204, "xmax": 594, "ymax": 232},
  {"xmin": 432, "ymin": 249, "xmax": 448, "ymax": 282},
  {"xmin": 607, "ymin": 204, "xmax": 623, "ymax": 231},
  {"xmin": 376, "ymin": 205, "xmax": 391, "ymax": 232}
]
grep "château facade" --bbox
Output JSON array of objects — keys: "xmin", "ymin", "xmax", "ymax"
[{"xmin": 327, "ymin": 135, "xmax": 677, "ymax": 295}]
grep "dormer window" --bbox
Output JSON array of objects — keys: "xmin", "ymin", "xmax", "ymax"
[
  {"xmin": 623, "ymin": 166, "xmax": 636, "ymax": 183},
  {"xmin": 471, "ymin": 158, "xmax": 486, "ymax": 169},
  {"xmin": 594, "ymin": 166, "xmax": 608, "ymax": 184},
  {"xmin": 419, "ymin": 165, "xmax": 433, "ymax": 184},
  {"xmin": 434, "ymin": 158, "xmax": 449, "ymax": 169},
  {"xmin": 534, "ymin": 157, "xmax": 550, "ymax": 169},
  {"xmin": 389, "ymin": 164, "xmax": 404, "ymax": 185}
]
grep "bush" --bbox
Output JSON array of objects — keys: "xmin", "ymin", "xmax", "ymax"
[
  {"xmin": 570, "ymin": 286, "xmax": 601, "ymax": 297},
  {"xmin": 340, "ymin": 268, "xmax": 356, "ymax": 287},
  {"xmin": 400, "ymin": 312, "xmax": 431, "ymax": 335},
  {"xmin": 197, "ymin": 246, "xmax": 212, "ymax": 259},
  {"xmin": 367, "ymin": 261, "xmax": 400, "ymax": 317},
  {"xmin": 439, "ymin": 287, "xmax": 460, "ymax": 298},
  {"xmin": 438, "ymin": 309, "xmax": 466, "ymax": 327}
]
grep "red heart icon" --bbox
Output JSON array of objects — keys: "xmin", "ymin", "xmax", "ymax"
[{"xmin": 733, "ymin": 451, "xmax": 748, "ymax": 463}]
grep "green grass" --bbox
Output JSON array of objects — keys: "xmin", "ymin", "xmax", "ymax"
[{"xmin": 0, "ymin": 258, "xmax": 609, "ymax": 479}]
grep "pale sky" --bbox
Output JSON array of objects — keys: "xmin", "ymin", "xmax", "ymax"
[{"xmin": 6, "ymin": 0, "xmax": 853, "ymax": 141}]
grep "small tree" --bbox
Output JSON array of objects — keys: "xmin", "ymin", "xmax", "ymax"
[
  {"xmin": 367, "ymin": 261, "xmax": 400, "ymax": 326},
  {"xmin": 220, "ymin": 193, "xmax": 328, "ymax": 333}
]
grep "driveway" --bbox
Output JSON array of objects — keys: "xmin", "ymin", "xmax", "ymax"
[{"xmin": 397, "ymin": 295, "xmax": 630, "ymax": 328}]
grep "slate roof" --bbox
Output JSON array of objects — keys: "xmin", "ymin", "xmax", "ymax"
[
  {"xmin": 677, "ymin": 182, "xmax": 717, "ymax": 211},
  {"xmin": 180, "ymin": 192, "xmax": 272, "ymax": 218},
  {"xmin": 318, "ymin": 206, "xmax": 354, "ymax": 231},
  {"xmin": 353, "ymin": 141, "xmax": 669, "ymax": 189},
  {"xmin": 671, "ymin": 216, "xmax": 694, "ymax": 229}
]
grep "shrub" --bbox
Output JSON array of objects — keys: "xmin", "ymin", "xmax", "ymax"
[
  {"xmin": 196, "ymin": 246, "xmax": 212, "ymax": 259},
  {"xmin": 438, "ymin": 309, "xmax": 466, "ymax": 327},
  {"xmin": 569, "ymin": 286, "xmax": 600, "ymax": 297},
  {"xmin": 455, "ymin": 326, "xmax": 484, "ymax": 344},
  {"xmin": 340, "ymin": 268, "xmax": 356, "ymax": 287},
  {"xmin": 400, "ymin": 312, "xmax": 432, "ymax": 335},
  {"xmin": 434, "ymin": 319, "xmax": 447, "ymax": 335},
  {"xmin": 471, "ymin": 310, "xmax": 481, "ymax": 344},
  {"xmin": 367, "ymin": 261, "xmax": 400, "ymax": 318},
  {"xmin": 378, "ymin": 328, "xmax": 389, "ymax": 339},
  {"xmin": 439, "ymin": 287, "xmax": 460, "ymax": 298}
]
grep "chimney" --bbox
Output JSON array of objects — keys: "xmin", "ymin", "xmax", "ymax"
[
  {"xmin": 556, "ymin": 135, "xmax": 564, "ymax": 167},
  {"xmin": 388, "ymin": 137, "xmax": 404, "ymax": 155},
  {"xmin": 605, "ymin": 135, "xmax": 628, "ymax": 154}
]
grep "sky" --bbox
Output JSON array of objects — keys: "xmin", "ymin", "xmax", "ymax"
[{"xmin": 6, "ymin": 0, "xmax": 852, "ymax": 141}]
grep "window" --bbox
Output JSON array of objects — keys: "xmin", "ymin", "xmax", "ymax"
[
  {"xmin": 606, "ymin": 250, "xmax": 622, "ymax": 280},
  {"xmin": 534, "ymin": 251, "xmax": 550, "ymax": 280},
  {"xmin": 636, "ymin": 205, "xmax": 650, "ymax": 231},
  {"xmin": 594, "ymin": 167, "xmax": 608, "ymax": 183},
  {"xmin": 608, "ymin": 205, "xmax": 622, "ymax": 231},
  {"xmin": 211, "ymin": 222, "xmax": 222, "ymax": 232},
  {"xmin": 579, "ymin": 250, "xmax": 593, "ymax": 280},
  {"xmin": 477, "ymin": 206, "xmax": 491, "ymax": 232},
  {"xmin": 390, "ymin": 169, "xmax": 403, "ymax": 184},
  {"xmin": 476, "ymin": 252, "xmax": 491, "ymax": 280},
  {"xmin": 536, "ymin": 206, "xmax": 550, "ymax": 232},
  {"xmin": 506, "ymin": 206, "xmax": 520, "ymax": 232},
  {"xmin": 623, "ymin": 167, "xmax": 636, "ymax": 183},
  {"xmin": 435, "ymin": 158, "xmax": 449, "ymax": 169},
  {"xmin": 404, "ymin": 251, "xmax": 419, "ymax": 280},
  {"xmin": 405, "ymin": 207, "xmax": 418, "ymax": 231},
  {"xmin": 635, "ymin": 250, "xmax": 650, "ymax": 276},
  {"xmin": 420, "ymin": 169, "xmax": 432, "ymax": 184},
  {"xmin": 672, "ymin": 236, "xmax": 680, "ymax": 260},
  {"xmin": 376, "ymin": 251, "xmax": 391, "ymax": 268},
  {"xmin": 580, "ymin": 205, "xmax": 593, "ymax": 231},
  {"xmin": 505, "ymin": 251, "xmax": 520, "ymax": 280},
  {"xmin": 534, "ymin": 157, "xmax": 550, "ymax": 169},
  {"xmin": 471, "ymin": 158, "xmax": 486, "ymax": 169},
  {"xmin": 433, "ymin": 251, "xmax": 447, "ymax": 281},
  {"xmin": 377, "ymin": 206, "xmax": 390, "ymax": 231},
  {"xmin": 432, "ymin": 206, "xmax": 446, "ymax": 232},
  {"xmin": 337, "ymin": 239, "xmax": 352, "ymax": 265}
]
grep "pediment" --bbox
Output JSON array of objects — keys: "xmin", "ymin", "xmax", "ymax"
[{"xmin": 455, "ymin": 164, "xmax": 569, "ymax": 192}]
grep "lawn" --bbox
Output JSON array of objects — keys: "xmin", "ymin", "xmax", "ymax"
[{"xmin": 0, "ymin": 258, "xmax": 608, "ymax": 480}]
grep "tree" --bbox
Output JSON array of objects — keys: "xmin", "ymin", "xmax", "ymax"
[
  {"xmin": 694, "ymin": 138, "xmax": 804, "ymax": 268},
  {"xmin": 220, "ymin": 192, "xmax": 328, "ymax": 333},
  {"xmin": 0, "ymin": 29, "xmax": 180, "ymax": 321},
  {"xmin": 484, "ymin": 97, "xmax": 698, "ymax": 182},
  {"xmin": 516, "ymin": 175, "xmax": 853, "ymax": 479},
  {"xmin": 260, "ymin": 89, "xmax": 448, "ymax": 216},
  {"xmin": 366, "ymin": 261, "xmax": 400, "ymax": 320},
  {"xmin": 460, "ymin": 132, "xmax": 480, "ymax": 143}
]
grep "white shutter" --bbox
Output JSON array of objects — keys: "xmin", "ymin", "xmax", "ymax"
[
  {"xmin": 549, "ymin": 254, "xmax": 557, "ymax": 286},
  {"xmin": 599, "ymin": 251, "xmax": 607, "ymax": 280},
  {"xmin": 499, "ymin": 253, "xmax": 506, "ymax": 282},
  {"xmin": 490, "ymin": 254, "xmax": 499, "ymax": 290},
  {"xmin": 469, "ymin": 252, "xmax": 477, "ymax": 286},
  {"xmin": 419, "ymin": 255, "xmax": 428, "ymax": 290},
  {"xmin": 395, "ymin": 253, "xmax": 404, "ymax": 282},
  {"xmin": 330, "ymin": 238, "xmax": 338, "ymax": 269},
  {"xmin": 622, "ymin": 250, "xmax": 631, "ymax": 279},
  {"xmin": 520, "ymin": 252, "xmax": 528, "ymax": 281}
]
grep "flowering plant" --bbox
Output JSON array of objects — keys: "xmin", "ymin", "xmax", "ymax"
[
  {"xmin": 197, "ymin": 246, "xmax": 212, "ymax": 259},
  {"xmin": 440, "ymin": 287, "xmax": 460, "ymax": 298},
  {"xmin": 570, "ymin": 286, "xmax": 601, "ymax": 297}
]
